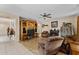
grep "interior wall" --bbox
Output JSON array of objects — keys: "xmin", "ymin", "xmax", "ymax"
[
  {"xmin": 0, "ymin": 17, "xmax": 16, "ymax": 42},
  {"xmin": 0, "ymin": 17, "xmax": 20, "ymax": 42},
  {"xmin": 0, "ymin": 24, "xmax": 9, "ymax": 36},
  {"xmin": 15, "ymin": 17, "xmax": 19, "ymax": 41},
  {"xmin": 37, "ymin": 16, "xmax": 77, "ymax": 36},
  {"xmin": 0, "ymin": 12, "xmax": 19, "ymax": 41},
  {"xmin": 0, "ymin": 18, "xmax": 11, "ymax": 36}
]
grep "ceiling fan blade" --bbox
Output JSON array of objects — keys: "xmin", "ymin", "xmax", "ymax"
[
  {"xmin": 44, "ymin": 13, "xmax": 46, "ymax": 15},
  {"xmin": 40, "ymin": 14, "xmax": 43, "ymax": 16},
  {"xmin": 47, "ymin": 14, "xmax": 51, "ymax": 16},
  {"xmin": 47, "ymin": 16, "xmax": 52, "ymax": 18}
]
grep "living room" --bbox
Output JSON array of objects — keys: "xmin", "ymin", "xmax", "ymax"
[
  {"xmin": 0, "ymin": 4, "xmax": 79, "ymax": 55},
  {"xmin": 20, "ymin": 15, "xmax": 78, "ymax": 55}
]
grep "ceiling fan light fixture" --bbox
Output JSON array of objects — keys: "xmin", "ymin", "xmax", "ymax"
[{"xmin": 40, "ymin": 13, "xmax": 52, "ymax": 19}]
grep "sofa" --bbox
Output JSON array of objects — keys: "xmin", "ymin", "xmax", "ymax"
[{"xmin": 38, "ymin": 36, "xmax": 64, "ymax": 55}]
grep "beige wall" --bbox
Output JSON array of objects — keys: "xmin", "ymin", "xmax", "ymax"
[
  {"xmin": 0, "ymin": 12, "xmax": 77, "ymax": 41},
  {"xmin": 0, "ymin": 18, "xmax": 11, "ymax": 36},
  {"xmin": 37, "ymin": 16, "xmax": 77, "ymax": 36},
  {"xmin": 0, "ymin": 12, "xmax": 19, "ymax": 41},
  {"xmin": 15, "ymin": 18, "xmax": 19, "ymax": 41}
]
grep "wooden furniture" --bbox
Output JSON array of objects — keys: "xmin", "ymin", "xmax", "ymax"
[
  {"xmin": 77, "ymin": 16, "xmax": 79, "ymax": 37},
  {"xmin": 22, "ymin": 33, "xmax": 27, "ymax": 41},
  {"xmin": 59, "ymin": 35, "xmax": 79, "ymax": 55},
  {"xmin": 19, "ymin": 17, "xmax": 37, "ymax": 41},
  {"xmin": 60, "ymin": 16, "xmax": 79, "ymax": 54},
  {"xmin": 41, "ymin": 31, "xmax": 49, "ymax": 37},
  {"xmin": 68, "ymin": 39, "xmax": 79, "ymax": 55},
  {"xmin": 20, "ymin": 19, "xmax": 28, "ymax": 41},
  {"xmin": 66, "ymin": 16, "xmax": 79, "ymax": 54},
  {"xmin": 38, "ymin": 36, "xmax": 64, "ymax": 55},
  {"xmin": 60, "ymin": 36, "xmax": 79, "ymax": 55},
  {"xmin": 34, "ymin": 32, "xmax": 38, "ymax": 37}
]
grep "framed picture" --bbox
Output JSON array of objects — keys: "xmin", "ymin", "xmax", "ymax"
[
  {"xmin": 51, "ymin": 21, "xmax": 58, "ymax": 28},
  {"xmin": 63, "ymin": 22, "xmax": 72, "ymax": 27}
]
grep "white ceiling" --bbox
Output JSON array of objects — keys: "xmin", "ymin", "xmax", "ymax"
[{"xmin": 0, "ymin": 4, "xmax": 79, "ymax": 20}]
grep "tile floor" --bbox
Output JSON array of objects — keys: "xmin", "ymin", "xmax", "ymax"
[
  {"xmin": 20, "ymin": 38, "xmax": 66, "ymax": 55},
  {"xmin": 0, "ymin": 36, "xmax": 66, "ymax": 55},
  {"xmin": 20, "ymin": 38, "xmax": 39, "ymax": 54},
  {"xmin": 0, "ymin": 40, "xmax": 33, "ymax": 55}
]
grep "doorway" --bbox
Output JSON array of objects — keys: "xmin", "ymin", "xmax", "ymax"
[
  {"xmin": 19, "ymin": 17, "xmax": 37, "ymax": 41},
  {"xmin": 0, "ymin": 17, "xmax": 16, "ymax": 42}
]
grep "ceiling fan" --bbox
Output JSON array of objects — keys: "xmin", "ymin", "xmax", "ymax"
[{"xmin": 40, "ymin": 13, "xmax": 52, "ymax": 19}]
